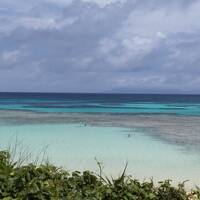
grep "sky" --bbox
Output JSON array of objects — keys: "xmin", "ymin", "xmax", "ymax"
[{"xmin": 0, "ymin": 0, "xmax": 200, "ymax": 94}]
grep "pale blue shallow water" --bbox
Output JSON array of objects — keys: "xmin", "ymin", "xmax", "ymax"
[{"xmin": 0, "ymin": 123, "xmax": 200, "ymax": 187}]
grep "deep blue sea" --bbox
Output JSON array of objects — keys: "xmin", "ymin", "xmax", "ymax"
[{"xmin": 0, "ymin": 92, "xmax": 200, "ymax": 115}]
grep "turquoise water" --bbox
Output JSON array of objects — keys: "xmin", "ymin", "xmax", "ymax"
[
  {"xmin": 0, "ymin": 123, "xmax": 200, "ymax": 187},
  {"xmin": 1, "ymin": 103, "xmax": 200, "ymax": 115},
  {"xmin": 1, "ymin": 93, "xmax": 200, "ymax": 115}
]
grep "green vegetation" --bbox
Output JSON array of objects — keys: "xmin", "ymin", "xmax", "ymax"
[{"xmin": 0, "ymin": 150, "xmax": 199, "ymax": 200}]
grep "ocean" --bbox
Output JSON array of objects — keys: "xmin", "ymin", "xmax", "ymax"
[
  {"xmin": 0, "ymin": 93, "xmax": 200, "ymax": 187},
  {"xmin": 0, "ymin": 93, "xmax": 200, "ymax": 115}
]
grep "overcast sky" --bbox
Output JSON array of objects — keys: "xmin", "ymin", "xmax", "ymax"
[{"xmin": 0, "ymin": 0, "xmax": 200, "ymax": 93}]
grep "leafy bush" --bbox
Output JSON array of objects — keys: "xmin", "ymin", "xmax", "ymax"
[{"xmin": 0, "ymin": 150, "xmax": 199, "ymax": 200}]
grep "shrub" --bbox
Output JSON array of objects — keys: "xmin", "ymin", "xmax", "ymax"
[{"xmin": 0, "ymin": 151, "xmax": 199, "ymax": 200}]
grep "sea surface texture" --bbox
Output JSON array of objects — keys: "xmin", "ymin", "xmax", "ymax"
[
  {"xmin": 0, "ymin": 93, "xmax": 200, "ymax": 115},
  {"xmin": 0, "ymin": 93, "xmax": 200, "ymax": 188}
]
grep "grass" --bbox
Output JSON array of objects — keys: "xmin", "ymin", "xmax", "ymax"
[{"xmin": 0, "ymin": 150, "xmax": 199, "ymax": 200}]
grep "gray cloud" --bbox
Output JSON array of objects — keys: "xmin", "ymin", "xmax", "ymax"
[{"xmin": 0, "ymin": 0, "xmax": 200, "ymax": 93}]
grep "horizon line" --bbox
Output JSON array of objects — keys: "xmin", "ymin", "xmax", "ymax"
[{"xmin": 0, "ymin": 91, "xmax": 200, "ymax": 96}]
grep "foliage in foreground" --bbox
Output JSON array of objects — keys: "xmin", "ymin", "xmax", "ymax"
[{"xmin": 0, "ymin": 151, "xmax": 199, "ymax": 200}]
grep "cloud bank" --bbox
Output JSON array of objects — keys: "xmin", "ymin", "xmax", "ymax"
[{"xmin": 0, "ymin": 0, "xmax": 200, "ymax": 93}]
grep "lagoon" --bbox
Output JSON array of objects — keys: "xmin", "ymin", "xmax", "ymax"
[{"xmin": 0, "ymin": 122, "xmax": 200, "ymax": 188}]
